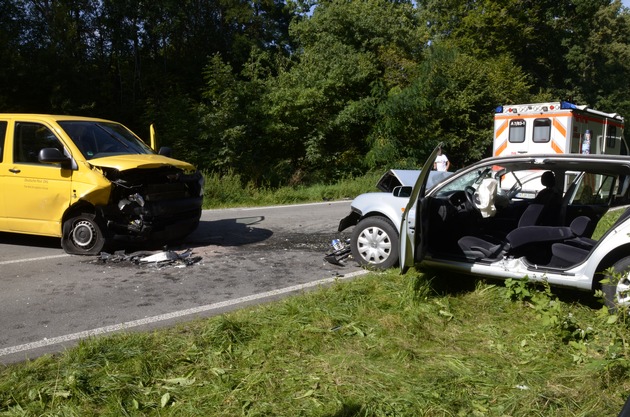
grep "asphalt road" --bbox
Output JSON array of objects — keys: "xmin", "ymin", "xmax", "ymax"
[{"xmin": 0, "ymin": 201, "xmax": 364, "ymax": 364}]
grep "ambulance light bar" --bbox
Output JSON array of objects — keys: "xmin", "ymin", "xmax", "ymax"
[
  {"xmin": 495, "ymin": 101, "xmax": 580, "ymax": 114},
  {"xmin": 560, "ymin": 101, "xmax": 577, "ymax": 110}
]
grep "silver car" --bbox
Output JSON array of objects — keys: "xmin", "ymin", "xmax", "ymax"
[
  {"xmin": 340, "ymin": 148, "xmax": 630, "ymax": 306},
  {"xmin": 338, "ymin": 169, "xmax": 452, "ymax": 269}
]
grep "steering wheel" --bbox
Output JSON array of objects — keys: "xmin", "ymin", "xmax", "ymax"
[{"xmin": 464, "ymin": 186, "xmax": 480, "ymax": 213}]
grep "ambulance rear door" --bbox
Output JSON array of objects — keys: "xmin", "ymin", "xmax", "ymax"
[{"xmin": 494, "ymin": 115, "xmax": 528, "ymax": 156}]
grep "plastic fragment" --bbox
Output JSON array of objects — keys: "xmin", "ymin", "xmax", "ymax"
[
  {"xmin": 96, "ymin": 248, "xmax": 200, "ymax": 267},
  {"xmin": 324, "ymin": 238, "xmax": 352, "ymax": 266}
]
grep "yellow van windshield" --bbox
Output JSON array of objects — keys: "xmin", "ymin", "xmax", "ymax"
[{"xmin": 58, "ymin": 121, "xmax": 154, "ymax": 160}]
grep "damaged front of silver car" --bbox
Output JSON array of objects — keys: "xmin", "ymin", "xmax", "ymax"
[{"xmin": 335, "ymin": 159, "xmax": 452, "ymax": 269}]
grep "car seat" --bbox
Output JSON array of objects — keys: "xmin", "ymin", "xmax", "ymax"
[
  {"xmin": 534, "ymin": 171, "xmax": 563, "ymax": 226},
  {"xmin": 550, "ymin": 207, "xmax": 630, "ymax": 267},
  {"xmin": 457, "ymin": 208, "xmax": 586, "ymax": 262}
]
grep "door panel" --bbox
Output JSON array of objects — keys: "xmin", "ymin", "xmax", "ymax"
[
  {"xmin": 400, "ymin": 146, "xmax": 442, "ymax": 272},
  {"xmin": 0, "ymin": 121, "xmax": 7, "ymax": 229},
  {"xmin": 2, "ymin": 121, "xmax": 72, "ymax": 236}
]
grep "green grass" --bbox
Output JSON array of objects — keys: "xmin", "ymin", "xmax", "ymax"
[
  {"xmin": 2, "ymin": 186, "xmax": 628, "ymax": 416},
  {"xmin": 201, "ymin": 170, "xmax": 381, "ymax": 208},
  {"xmin": 1, "ymin": 270, "xmax": 629, "ymax": 416},
  {"xmin": 592, "ymin": 206, "xmax": 625, "ymax": 240}
]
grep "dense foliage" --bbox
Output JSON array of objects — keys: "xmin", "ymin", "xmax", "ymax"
[{"xmin": 2, "ymin": 0, "xmax": 630, "ymax": 185}]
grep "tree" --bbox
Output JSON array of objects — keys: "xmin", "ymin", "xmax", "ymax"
[
  {"xmin": 418, "ymin": 0, "xmax": 630, "ymax": 115},
  {"xmin": 562, "ymin": 0, "xmax": 630, "ymax": 115},
  {"xmin": 418, "ymin": 0, "xmax": 570, "ymax": 89},
  {"xmin": 2, "ymin": 0, "xmax": 630, "ymax": 187},
  {"xmin": 368, "ymin": 45, "xmax": 531, "ymax": 169},
  {"xmin": 258, "ymin": 0, "xmax": 426, "ymax": 183},
  {"xmin": 0, "ymin": 0, "xmax": 27, "ymax": 110},
  {"xmin": 181, "ymin": 48, "xmax": 289, "ymax": 186},
  {"xmin": 139, "ymin": 0, "xmax": 298, "ymax": 170}
]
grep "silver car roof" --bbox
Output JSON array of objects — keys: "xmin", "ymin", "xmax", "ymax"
[{"xmin": 469, "ymin": 153, "xmax": 630, "ymax": 174}]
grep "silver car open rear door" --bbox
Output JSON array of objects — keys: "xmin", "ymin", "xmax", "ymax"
[{"xmin": 400, "ymin": 145, "xmax": 442, "ymax": 273}]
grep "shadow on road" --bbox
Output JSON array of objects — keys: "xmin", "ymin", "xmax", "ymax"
[
  {"xmin": 0, "ymin": 232, "xmax": 60, "ymax": 250},
  {"xmin": 184, "ymin": 216, "xmax": 273, "ymax": 247},
  {"xmin": 0, "ymin": 216, "xmax": 273, "ymax": 254}
]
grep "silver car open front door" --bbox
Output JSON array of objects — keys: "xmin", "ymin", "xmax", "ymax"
[{"xmin": 399, "ymin": 146, "xmax": 442, "ymax": 273}]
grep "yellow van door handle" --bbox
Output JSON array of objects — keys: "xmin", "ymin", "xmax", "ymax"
[{"xmin": 9, "ymin": 168, "xmax": 20, "ymax": 173}]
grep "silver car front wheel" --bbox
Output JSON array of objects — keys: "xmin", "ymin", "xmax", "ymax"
[
  {"xmin": 602, "ymin": 256, "xmax": 630, "ymax": 309},
  {"xmin": 351, "ymin": 216, "xmax": 399, "ymax": 269}
]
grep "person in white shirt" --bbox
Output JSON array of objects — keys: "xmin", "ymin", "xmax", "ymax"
[{"xmin": 433, "ymin": 147, "xmax": 450, "ymax": 171}]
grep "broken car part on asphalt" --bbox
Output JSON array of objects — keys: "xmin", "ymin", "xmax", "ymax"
[
  {"xmin": 96, "ymin": 249, "xmax": 202, "ymax": 267},
  {"xmin": 324, "ymin": 238, "xmax": 352, "ymax": 266}
]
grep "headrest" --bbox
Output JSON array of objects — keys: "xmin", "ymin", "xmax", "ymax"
[
  {"xmin": 541, "ymin": 171, "xmax": 555, "ymax": 187},
  {"xmin": 570, "ymin": 216, "xmax": 591, "ymax": 236}
]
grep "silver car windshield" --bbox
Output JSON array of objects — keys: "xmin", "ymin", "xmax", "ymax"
[{"xmin": 434, "ymin": 167, "xmax": 491, "ymax": 196}]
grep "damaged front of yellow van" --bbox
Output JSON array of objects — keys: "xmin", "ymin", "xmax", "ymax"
[{"xmin": 0, "ymin": 114, "xmax": 203, "ymax": 255}]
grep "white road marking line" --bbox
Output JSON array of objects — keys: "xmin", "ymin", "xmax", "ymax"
[
  {"xmin": 0, "ymin": 269, "xmax": 368, "ymax": 357},
  {"xmin": 0, "ymin": 254, "xmax": 70, "ymax": 265},
  {"xmin": 237, "ymin": 200, "xmax": 352, "ymax": 211}
]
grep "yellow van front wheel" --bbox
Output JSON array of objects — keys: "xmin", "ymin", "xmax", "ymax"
[{"xmin": 61, "ymin": 213, "xmax": 108, "ymax": 255}]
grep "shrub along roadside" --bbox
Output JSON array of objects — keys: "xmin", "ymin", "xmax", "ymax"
[
  {"xmin": 201, "ymin": 170, "xmax": 381, "ymax": 209},
  {"xmin": 0, "ymin": 270, "xmax": 629, "ymax": 416}
]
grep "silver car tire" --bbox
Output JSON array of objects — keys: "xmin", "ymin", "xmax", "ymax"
[
  {"xmin": 603, "ymin": 256, "xmax": 630, "ymax": 309},
  {"xmin": 351, "ymin": 216, "xmax": 399, "ymax": 269}
]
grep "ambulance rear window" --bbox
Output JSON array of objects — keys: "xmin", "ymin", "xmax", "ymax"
[
  {"xmin": 533, "ymin": 118, "xmax": 551, "ymax": 143},
  {"xmin": 509, "ymin": 119, "xmax": 526, "ymax": 143},
  {"xmin": 606, "ymin": 125, "xmax": 617, "ymax": 148}
]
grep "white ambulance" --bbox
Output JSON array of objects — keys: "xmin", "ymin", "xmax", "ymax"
[{"xmin": 493, "ymin": 101, "xmax": 627, "ymax": 157}]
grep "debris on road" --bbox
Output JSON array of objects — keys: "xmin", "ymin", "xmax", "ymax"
[
  {"xmin": 324, "ymin": 238, "xmax": 352, "ymax": 266},
  {"xmin": 96, "ymin": 249, "xmax": 202, "ymax": 267}
]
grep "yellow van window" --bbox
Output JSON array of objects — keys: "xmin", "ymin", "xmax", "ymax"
[
  {"xmin": 0, "ymin": 121, "xmax": 6, "ymax": 162},
  {"xmin": 14, "ymin": 122, "xmax": 65, "ymax": 164}
]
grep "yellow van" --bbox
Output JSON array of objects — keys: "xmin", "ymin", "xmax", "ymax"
[{"xmin": 0, "ymin": 114, "xmax": 204, "ymax": 255}]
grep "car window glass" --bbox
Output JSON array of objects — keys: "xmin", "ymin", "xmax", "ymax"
[
  {"xmin": 434, "ymin": 168, "xmax": 489, "ymax": 196},
  {"xmin": 533, "ymin": 118, "xmax": 551, "ymax": 143},
  {"xmin": 508, "ymin": 119, "xmax": 526, "ymax": 143},
  {"xmin": 507, "ymin": 170, "xmax": 547, "ymax": 200},
  {"xmin": 59, "ymin": 121, "xmax": 153, "ymax": 160},
  {"xmin": 617, "ymin": 175, "xmax": 629, "ymax": 202},
  {"xmin": 13, "ymin": 122, "xmax": 65, "ymax": 164},
  {"xmin": 0, "ymin": 121, "xmax": 7, "ymax": 162},
  {"xmin": 598, "ymin": 175, "xmax": 616, "ymax": 201},
  {"xmin": 606, "ymin": 125, "xmax": 617, "ymax": 148},
  {"xmin": 572, "ymin": 173, "xmax": 614, "ymax": 205}
]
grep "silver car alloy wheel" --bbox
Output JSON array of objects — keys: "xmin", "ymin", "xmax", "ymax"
[{"xmin": 356, "ymin": 225, "xmax": 392, "ymax": 264}]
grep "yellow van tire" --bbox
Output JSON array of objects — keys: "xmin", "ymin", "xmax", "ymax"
[{"xmin": 61, "ymin": 213, "xmax": 109, "ymax": 255}]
